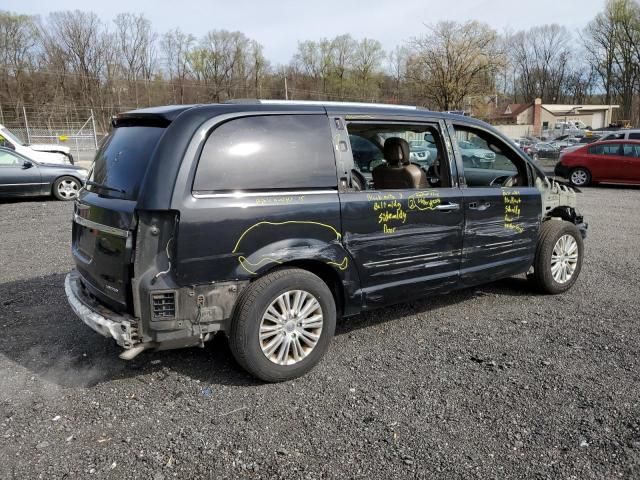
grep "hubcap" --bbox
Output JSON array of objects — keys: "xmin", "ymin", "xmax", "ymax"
[
  {"xmin": 57, "ymin": 179, "xmax": 79, "ymax": 199},
  {"xmin": 259, "ymin": 289, "xmax": 323, "ymax": 366},
  {"xmin": 570, "ymin": 169, "xmax": 588, "ymax": 185},
  {"xmin": 551, "ymin": 234, "xmax": 579, "ymax": 284}
]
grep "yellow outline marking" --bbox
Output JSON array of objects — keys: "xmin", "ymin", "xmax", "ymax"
[
  {"xmin": 327, "ymin": 256, "xmax": 349, "ymax": 271},
  {"xmin": 407, "ymin": 191, "xmax": 442, "ymax": 211},
  {"xmin": 232, "ymin": 221, "xmax": 342, "ymax": 254},
  {"xmin": 238, "ymin": 255, "xmax": 283, "ymax": 275}
]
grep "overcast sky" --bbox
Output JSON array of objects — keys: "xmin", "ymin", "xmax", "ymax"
[{"xmin": 4, "ymin": 0, "xmax": 605, "ymax": 64}]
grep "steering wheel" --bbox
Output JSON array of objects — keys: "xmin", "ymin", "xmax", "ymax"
[{"xmin": 489, "ymin": 174, "xmax": 518, "ymax": 187}]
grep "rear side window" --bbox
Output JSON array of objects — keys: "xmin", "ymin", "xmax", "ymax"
[
  {"xmin": 629, "ymin": 132, "xmax": 640, "ymax": 140},
  {"xmin": 88, "ymin": 126, "xmax": 165, "ymax": 199},
  {"xmin": 193, "ymin": 115, "xmax": 336, "ymax": 192},
  {"xmin": 588, "ymin": 144, "xmax": 621, "ymax": 155}
]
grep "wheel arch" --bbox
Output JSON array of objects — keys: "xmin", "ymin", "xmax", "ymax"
[{"xmin": 257, "ymin": 259, "xmax": 347, "ymax": 318}]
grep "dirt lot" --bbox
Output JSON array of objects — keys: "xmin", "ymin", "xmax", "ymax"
[{"xmin": 1, "ymin": 186, "xmax": 639, "ymax": 479}]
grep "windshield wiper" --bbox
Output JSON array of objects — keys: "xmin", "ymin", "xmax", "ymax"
[{"xmin": 85, "ymin": 180, "xmax": 126, "ymax": 194}]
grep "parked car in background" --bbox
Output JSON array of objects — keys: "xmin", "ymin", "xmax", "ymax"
[
  {"xmin": 550, "ymin": 137, "xmax": 581, "ymax": 150},
  {"xmin": 0, "ymin": 146, "xmax": 87, "ymax": 200},
  {"xmin": 0, "ymin": 124, "xmax": 73, "ymax": 164},
  {"xmin": 553, "ymin": 121, "xmax": 587, "ymax": 138},
  {"xmin": 514, "ymin": 136, "xmax": 541, "ymax": 148},
  {"xmin": 528, "ymin": 142, "xmax": 560, "ymax": 160},
  {"xmin": 598, "ymin": 129, "xmax": 640, "ymax": 141},
  {"xmin": 408, "ymin": 140, "xmax": 431, "ymax": 166},
  {"xmin": 554, "ymin": 140, "xmax": 640, "ymax": 186},
  {"xmin": 457, "ymin": 139, "xmax": 496, "ymax": 166}
]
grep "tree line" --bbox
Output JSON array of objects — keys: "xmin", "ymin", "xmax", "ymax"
[{"xmin": 1, "ymin": 0, "xmax": 639, "ymax": 130}]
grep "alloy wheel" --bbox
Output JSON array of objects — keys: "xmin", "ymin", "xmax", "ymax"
[
  {"xmin": 259, "ymin": 289, "xmax": 323, "ymax": 366},
  {"xmin": 57, "ymin": 179, "xmax": 80, "ymax": 199},
  {"xmin": 570, "ymin": 169, "xmax": 588, "ymax": 186},
  {"xmin": 551, "ymin": 234, "xmax": 579, "ymax": 284}
]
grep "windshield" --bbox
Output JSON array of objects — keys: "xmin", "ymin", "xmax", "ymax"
[
  {"xmin": 87, "ymin": 125, "xmax": 165, "ymax": 200},
  {"xmin": 0, "ymin": 127, "xmax": 25, "ymax": 147}
]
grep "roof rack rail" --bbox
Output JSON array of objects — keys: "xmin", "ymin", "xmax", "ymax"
[{"xmin": 257, "ymin": 99, "xmax": 420, "ymax": 110}]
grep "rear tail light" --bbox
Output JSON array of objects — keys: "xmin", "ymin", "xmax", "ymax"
[{"xmin": 151, "ymin": 291, "xmax": 176, "ymax": 319}]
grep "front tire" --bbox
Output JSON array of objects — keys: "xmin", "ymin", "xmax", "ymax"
[
  {"xmin": 52, "ymin": 176, "xmax": 81, "ymax": 201},
  {"xmin": 529, "ymin": 220, "xmax": 583, "ymax": 294},
  {"xmin": 229, "ymin": 268, "xmax": 336, "ymax": 382},
  {"xmin": 569, "ymin": 167, "xmax": 591, "ymax": 187}
]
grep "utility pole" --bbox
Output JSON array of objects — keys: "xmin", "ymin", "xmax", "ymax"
[
  {"xmin": 22, "ymin": 106, "xmax": 31, "ymax": 144},
  {"xmin": 284, "ymin": 77, "xmax": 289, "ymax": 100},
  {"xmin": 90, "ymin": 109, "xmax": 98, "ymax": 150}
]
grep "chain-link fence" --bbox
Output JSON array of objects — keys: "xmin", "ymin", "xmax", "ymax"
[{"xmin": 0, "ymin": 104, "xmax": 101, "ymax": 165}]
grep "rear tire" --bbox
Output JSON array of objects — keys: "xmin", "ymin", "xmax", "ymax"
[
  {"xmin": 52, "ymin": 176, "xmax": 81, "ymax": 201},
  {"xmin": 569, "ymin": 167, "xmax": 591, "ymax": 187},
  {"xmin": 529, "ymin": 220, "xmax": 583, "ymax": 294},
  {"xmin": 229, "ymin": 268, "xmax": 336, "ymax": 382}
]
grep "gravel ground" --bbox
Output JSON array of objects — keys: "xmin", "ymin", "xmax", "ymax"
[{"xmin": 0, "ymin": 187, "xmax": 639, "ymax": 479}]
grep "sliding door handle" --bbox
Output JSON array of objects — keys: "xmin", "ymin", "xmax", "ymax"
[{"xmin": 435, "ymin": 202, "xmax": 460, "ymax": 212}]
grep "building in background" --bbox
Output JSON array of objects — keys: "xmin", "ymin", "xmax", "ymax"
[{"xmin": 495, "ymin": 99, "xmax": 619, "ymax": 138}]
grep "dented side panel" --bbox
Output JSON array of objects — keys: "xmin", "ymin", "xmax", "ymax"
[
  {"xmin": 339, "ymin": 188, "xmax": 464, "ymax": 307},
  {"xmin": 459, "ymin": 186, "xmax": 542, "ymax": 287},
  {"xmin": 172, "ymin": 192, "xmax": 362, "ymax": 315}
]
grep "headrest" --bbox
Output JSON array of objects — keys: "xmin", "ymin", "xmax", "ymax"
[{"xmin": 384, "ymin": 137, "xmax": 410, "ymax": 166}]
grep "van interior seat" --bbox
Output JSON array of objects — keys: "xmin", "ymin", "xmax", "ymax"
[{"xmin": 372, "ymin": 137, "xmax": 427, "ymax": 189}]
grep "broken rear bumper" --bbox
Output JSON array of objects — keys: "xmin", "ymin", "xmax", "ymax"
[{"xmin": 65, "ymin": 270, "xmax": 138, "ymax": 349}]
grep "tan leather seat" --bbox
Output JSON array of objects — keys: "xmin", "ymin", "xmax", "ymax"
[{"xmin": 372, "ymin": 137, "xmax": 428, "ymax": 189}]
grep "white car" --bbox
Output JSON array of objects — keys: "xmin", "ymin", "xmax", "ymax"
[
  {"xmin": 598, "ymin": 129, "xmax": 640, "ymax": 141},
  {"xmin": 0, "ymin": 125, "xmax": 72, "ymax": 164}
]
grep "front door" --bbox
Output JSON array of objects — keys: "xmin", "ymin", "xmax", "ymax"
[
  {"xmin": 334, "ymin": 117, "xmax": 464, "ymax": 308},
  {"xmin": 0, "ymin": 150, "xmax": 42, "ymax": 197},
  {"xmin": 450, "ymin": 123, "xmax": 541, "ymax": 287},
  {"xmin": 587, "ymin": 142, "xmax": 626, "ymax": 181}
]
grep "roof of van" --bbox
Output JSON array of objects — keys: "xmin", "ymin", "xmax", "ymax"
[{"xmin": 115, "ymin": 100, "xmax": 481, "ymax": 127}]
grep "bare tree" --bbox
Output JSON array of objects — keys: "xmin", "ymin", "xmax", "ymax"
[
  {"xmin": 388, "ymin": 45, "xmax": 409, "ymax": 103},
  {"xmin": 43, "ymin": 11, "xmax": 111, "ymax": 115},
  {"xmin": 331, "ymin": 34, "xmax": 355, "ymax": 99},
  {"xmin": 161, "ymin": 29, "xmax": 194, "ymax": 103},
  {"xmin": 189, "ymin": 30, "xmax": 250, "ymax": 102},
  {"xmin": 583, "ymin": 1, "xmax": 619, "ymax": 105},
  {"xmin": 113, "ymin": 13, "xmax": 156, "ymax": 106},
  {"xmin": 510, "ymin": 24, "xmax": 572, "ymax": 103},
  {"xmin": 408, "ymin": 21, "xmax": 502, "ymax": 110},
  {"xmin": 0, "ymin": 11, "xmax": 38, "ymax": 109},
  {"xmin": 352, "ymin": 38, "xmax": 384, "ymax": 100}
]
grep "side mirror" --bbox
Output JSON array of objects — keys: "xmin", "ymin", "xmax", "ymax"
[{"xmin": 23, "ymin": 161, "xmax": 33, "ymax": 169}]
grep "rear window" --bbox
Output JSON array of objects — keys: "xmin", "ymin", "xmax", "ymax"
[
  {"xmin": 193, "ymin": 115, "xmax": 336, "ymax": 192},
  {"xmin": 87, "ymin": 126, "xmax": 165, "ymax": 199}
]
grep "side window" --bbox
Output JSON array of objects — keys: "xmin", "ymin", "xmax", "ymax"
[
  {"xmin": 602, "ymin": 144, "xmax": 622, "ymax": 155},
  {"xmin": 454, "ymin": 126, "xmax": 528, "ymax": 188},
  {"xmin": 628, "ymin": 133, "xmax": 640, "ymax": 140},
  {"xmin": 345, "ymin": 122, "xmax": 451, "ymax": 190},
  {"xmin": 193, "ymin": 115, "xmax": 337, "ymax": 192},
  {"xmin": 0, "ymin": 151, "xmax": 21, "ymax": 166},
  {"xmin": 623, "ymin": 144, "xmax": 640, "ymax": 158},
  {"xmin": 588, "ymin": 144, "xmax": 604, "ymax": 155}
]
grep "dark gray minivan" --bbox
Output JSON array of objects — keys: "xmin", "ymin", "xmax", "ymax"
[{"xmin": 65, "ymin": 101, "xmax": 587, "ymax": 381}]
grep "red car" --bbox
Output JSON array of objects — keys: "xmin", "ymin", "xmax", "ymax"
[{"xmin": 555, "ymin": 140, "xmax": 640, "ymax": 186}]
